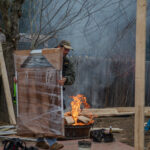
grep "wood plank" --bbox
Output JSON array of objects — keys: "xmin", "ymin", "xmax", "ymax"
[
  {"xmin": 0, "ymin": 125, "xmax": 15, "ymax": 131},
  {"xmin": 134, "ymin": 0, "xmax": 146, "ymax": 150},
  {"xmin": 80, "ymin": 107, "xmax": 150, "ymax": 117},
  {"xmin": 65, "ymin": 116, "xmax": 75, "ymax": 125},
  {"xmin": 78, "ymin": 116, "xmax": 91, "ymax": 124},
  {"xmin": 117, "ymin": 107, "xmax": 150, "ymax": 114},
  {"xmin": 0, "ymin": 130, "xmax": 16, "ymax": 135},
  {"xmin": 90, "ymin": 127, "xmax": 123, "ymax": 133},
  {"xmin": 42, "ymin": 48, "xmax": 63, "ymax": 70},
  {"xmin": 144, "ymin": 107, "xmax": 150, "ymax": 112},
  {"xmin": 116, "ymin": 107, "xmax": 135, "ymax": 112},
  {"xmin": 87, "ymin": 107, "xmax": 150, "ymax": 113},
  {"xmin": 81, "ymin": 108, "xmax": 134, "ymax": 117},
  {"xmin": 14, "ymin": 50, "xmax": 30, "ymax": 55},
  {"xmin": 0, "ymin": 125, "xmax": 15, "ymax": 129},
  {"xmin": 0, "ymin": 136, "xmax": 36, "ymax": 142},
  {"xmin": 0, "ymin": 43, "xmax": 16, "ymax": 125},
  {"xmin": 81, "ymin": 108, "xmax": 118, "ymax": 116}
]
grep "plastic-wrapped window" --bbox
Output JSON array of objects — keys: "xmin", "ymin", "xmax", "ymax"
[{"xmin": 14, "ymin": 48, "xmax": 64, "ymax": 137}]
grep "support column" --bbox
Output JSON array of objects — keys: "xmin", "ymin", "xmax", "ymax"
[{"xmin": 134, "ymin": 0, "xmax": 147, "ymax": 150}]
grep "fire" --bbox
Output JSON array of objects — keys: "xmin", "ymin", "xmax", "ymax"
[{"xmin": 70, "ymin": 94, "xmax": 93, "ymax": 125}]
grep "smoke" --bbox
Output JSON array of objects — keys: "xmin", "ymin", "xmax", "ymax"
[{"xmin": 62, "ymin": 0, "xmax": 137, "ymax": 108}]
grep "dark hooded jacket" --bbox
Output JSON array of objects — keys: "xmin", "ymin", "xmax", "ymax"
[{"xmin": 63, "ymin": 56, "xmax": 75, "ymax": 85}]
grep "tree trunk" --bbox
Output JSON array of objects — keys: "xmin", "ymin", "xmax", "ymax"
[{"xmin": 0, "ymin": 0, "xmax": 25, "ymax": 123}]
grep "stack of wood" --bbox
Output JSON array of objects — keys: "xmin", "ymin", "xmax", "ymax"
[
  {"xmin": 0, "ymin": 125, "xmax": 16, "ymax": 136},
  {"xmin": 64, "ymin": 112, "xmax": 92, "ymax": 125}
]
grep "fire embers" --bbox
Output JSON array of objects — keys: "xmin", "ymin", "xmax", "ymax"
[{"xmin": 90, "ymin": 129, "xmax": 114, "ymax": 143}]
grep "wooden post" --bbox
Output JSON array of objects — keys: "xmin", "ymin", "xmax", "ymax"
[
  {"xmin": 0, "ymin": 43, "xmax": 16, "ymax": 125},
  {"xmin": 134, "ymin": 0, "xmax": 146, "ymax": 150}
]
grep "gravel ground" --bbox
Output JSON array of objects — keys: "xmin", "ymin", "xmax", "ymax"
[{"xmin": 93, "ymin": 116, "xmax": 150, "ymax": 148}]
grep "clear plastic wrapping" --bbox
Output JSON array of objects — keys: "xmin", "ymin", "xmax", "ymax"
[{"xmin": 14, "ymin": 48, "xmax": 64, "ymax": 137}]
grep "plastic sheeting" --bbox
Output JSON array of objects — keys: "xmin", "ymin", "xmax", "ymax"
[{"xmin": 14, "ymin": 48, "xmax": 64, "ymax": 137}]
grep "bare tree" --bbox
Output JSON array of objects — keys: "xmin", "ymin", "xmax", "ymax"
[{"xmin": 23, "ymin": 0, "xmax": 99, "ymax": 49}]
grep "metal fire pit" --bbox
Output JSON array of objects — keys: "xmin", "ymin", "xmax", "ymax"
[{"xmin": 65, "ymin": 124, "xmax": 93, "ymax": 140}]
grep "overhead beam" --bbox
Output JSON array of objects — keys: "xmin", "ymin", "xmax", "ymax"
[{"xmin": 134, "ymin": 0, "xmax": 147, "ymax": 150}]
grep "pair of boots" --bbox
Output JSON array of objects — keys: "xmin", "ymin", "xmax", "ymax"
[{"xmin": 36, "ymin": 138, "xmax": 64, "ymax": 150}]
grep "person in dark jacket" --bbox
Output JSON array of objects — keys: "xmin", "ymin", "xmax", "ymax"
[
  {"xmin": 58, "ymin": 40, "xmax": 75, "ymax": 86},
  {"xmin": 58, "ymin": 40, "xmax": 75, "ymax": 109}
]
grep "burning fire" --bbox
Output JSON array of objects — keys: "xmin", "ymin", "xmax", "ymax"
[{"xmin": 68, "ymin": 94, "xmax": 93, "ymax": 125}]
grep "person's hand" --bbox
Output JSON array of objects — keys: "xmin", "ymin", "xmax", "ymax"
[
  {"xmin": 14, "ymin": 77, "xmax": 17, "ymax": 83},
  {"xmin": 58, "ymin": 77, "xmax": 67, "ymax": 86}
]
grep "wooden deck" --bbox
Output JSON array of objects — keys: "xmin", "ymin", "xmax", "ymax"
[
  {"xmin": 59, "ymin": 140, "xmax": 134, "ymax": 150},
  {"xmin": 0, "ymin": 139, "xmax": 134, "ymax": 150}
]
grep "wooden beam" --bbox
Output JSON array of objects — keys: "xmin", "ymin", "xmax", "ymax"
[
  {"xmin": 0, "ymin": 43, "xmax": 16, "ymax": 125},
  {"xmin": 134, "ymin": 0, "xmax": 146, "ymax": 150},
  {"xmin": 80, "ymin": 108, "xmax": 150, "ymax": 117}
]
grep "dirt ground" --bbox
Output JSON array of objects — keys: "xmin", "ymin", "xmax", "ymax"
[{"xmin": 93, "ymin": 115, "xmax": 150, "ymax": 148}]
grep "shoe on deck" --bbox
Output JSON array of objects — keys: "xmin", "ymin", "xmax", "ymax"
[
  {"xmin": 50, "ymin": 143, "xmax": 64, "ymax": 150},
  {"xmin": 35, "ymin": 140, "xmax": 50, "ymax": 149}
]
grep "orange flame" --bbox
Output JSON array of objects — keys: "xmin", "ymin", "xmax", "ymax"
[{"xmin": 70, "ymin": 94, "xmax": 91, "ymax": 125}]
